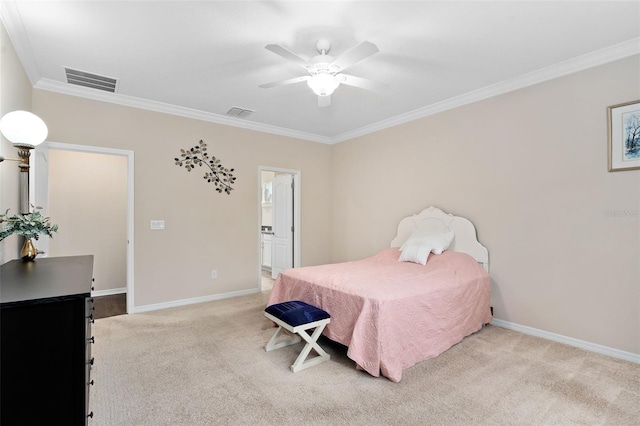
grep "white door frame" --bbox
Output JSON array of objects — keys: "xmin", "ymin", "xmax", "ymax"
[
  {"xmin": 34, "ymin": 141, "xmax": 135, "ymax": 313},
  {"xmin": 258, "ymin": 166, "xmax": 300, "ymax": 289}
]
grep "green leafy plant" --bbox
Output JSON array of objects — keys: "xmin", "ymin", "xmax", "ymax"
[
  {"xmin": 0, "ymin": 206, "xmax": 59, "ymax": 241},
  {"xmin": 174, "ymin": 139, "xmax": 237, "ymax": 194}
]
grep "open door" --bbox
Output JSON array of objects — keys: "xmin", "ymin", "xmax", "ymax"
[{"xmin": 271, "ymin": 173, "xmax": 293, "ymax": 279}]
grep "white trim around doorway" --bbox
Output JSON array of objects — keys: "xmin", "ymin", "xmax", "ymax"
[{"xmin": 34, "ymin": 141, "xmax": 135, "ymax": 313}]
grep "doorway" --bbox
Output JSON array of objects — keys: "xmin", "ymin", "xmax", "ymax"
[
  {"xmin": 258, "ymin": 167, "xmax": 300, "ymax": 291},
  {"xmin": 34, "ymin": 142, "xmax": 134, "ymax": 313}
]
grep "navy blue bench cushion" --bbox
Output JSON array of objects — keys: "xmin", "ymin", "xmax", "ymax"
[{"xmin": 265, "ymin": 301, "xmax": 330, "ymax": 327}]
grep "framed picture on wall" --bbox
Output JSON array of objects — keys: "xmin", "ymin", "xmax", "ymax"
[{"xmin": 608, "ymin": 100, "xmax": 640, "ymax": 171}]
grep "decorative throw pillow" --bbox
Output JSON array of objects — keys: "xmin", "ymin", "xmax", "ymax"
[{"xmin": 398, "ymin": 230, "xmax": 454, "ymax": 265}]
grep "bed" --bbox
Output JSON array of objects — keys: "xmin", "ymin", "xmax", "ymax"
[{"xmin": 267, "ymin": 206, "xmax": 492, "ymax": 382}]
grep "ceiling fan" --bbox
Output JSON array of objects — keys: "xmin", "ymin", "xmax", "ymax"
[{"xmin": 259, "ymin": 39, "xmax": 388, "ymax": 107}]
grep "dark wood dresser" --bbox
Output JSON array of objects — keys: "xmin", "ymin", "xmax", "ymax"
[{"xmin": 1, "ymin": 255, "xmax": 95, "ymax": 425}]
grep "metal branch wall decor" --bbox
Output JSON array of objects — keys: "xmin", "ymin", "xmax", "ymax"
[{"xmin": 174, "ymin": 139, "xmax": 237, "ymax": 194}]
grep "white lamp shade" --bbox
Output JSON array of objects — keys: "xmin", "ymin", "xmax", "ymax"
[
  {"xmin": 0, "ymin": 110, "xmax": 48, "ymax": 148},
  {"xmin": 307, "ymin": 73, "xmax": 339, "ymax": 97}
]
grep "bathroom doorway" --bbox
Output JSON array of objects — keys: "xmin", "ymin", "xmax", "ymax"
[{"xmin": 258, "ymin": 166, "xmax": 300, "ymax": 291}]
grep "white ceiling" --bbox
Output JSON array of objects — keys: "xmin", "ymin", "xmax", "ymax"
[{"xmin": 1, "ymin": 1, "xmax": 639, "ymax": 144}]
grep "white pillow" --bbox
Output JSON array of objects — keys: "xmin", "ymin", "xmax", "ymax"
[{"xmin": 398, "ymin": 231, "xmax": 454, "ymax": 265}]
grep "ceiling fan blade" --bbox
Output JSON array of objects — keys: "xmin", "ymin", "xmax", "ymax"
[
  {"xmin": 259, "ymin": 75, "xmax": 309, "ymax": 89},
  {"xmin": 332, "ymin": 41, "xmax": 379, "ymax": 71},
  {"xmin": 318, "ymin": 95, "xmax": 331, "ymax": 108},
  {"xmin": 338, "ymin": 74, "xmax": 389, "ymax": 92},
  {"xmin": 265, "ymin": 44, "xmax": 310, "ymax": 68}
]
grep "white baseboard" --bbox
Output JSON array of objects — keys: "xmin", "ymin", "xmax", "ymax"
[
  {"xmin": 131, "ymin": 288, "xmax": 261, "ymax": 314},
  {"xmin": 492, "ymin": 318, "xmax": 640, "ymax": 364},
  {"xmin": 91, "ymin": 287, "xmax": 126, "ymax": 297}
]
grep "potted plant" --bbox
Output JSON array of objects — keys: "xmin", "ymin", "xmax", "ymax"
[{"xmin": 0, "ymin": 206, "xmax": 58, "ymax": 261}]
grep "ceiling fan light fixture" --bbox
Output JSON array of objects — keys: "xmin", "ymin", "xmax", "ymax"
[{"xmin": 307, "ymin": 73, "xmax": 339, "ymax": 97}]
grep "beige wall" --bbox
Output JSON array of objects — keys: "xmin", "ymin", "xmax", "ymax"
[
  {"xmin": 31, "ymin": 90, "xmax": 333, "ymax": 307},
  {"xmin": 0, "ymin": 21, "xmax": 34, "ymax": 264},
  {"xmin": 331, "ymin": 56, "xmax": 640, "ymax": 354},
  {"xmin": 48, "ymin": 150, "xmax": 127, "ymax": 292}
]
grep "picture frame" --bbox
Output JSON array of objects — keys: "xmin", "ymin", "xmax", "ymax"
[{"xmin": 608, "ymin": 100, "xmax": 640, "ymax": 172}]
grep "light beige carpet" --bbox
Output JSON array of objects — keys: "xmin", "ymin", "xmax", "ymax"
[{"xmin": 89, "ymin": 291, "xmax": 639, "ymax": 425}]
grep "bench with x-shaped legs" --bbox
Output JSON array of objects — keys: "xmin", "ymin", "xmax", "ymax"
[{"xmin": 264, "ymin": 301, "xmax": 331, "ymax": 372}]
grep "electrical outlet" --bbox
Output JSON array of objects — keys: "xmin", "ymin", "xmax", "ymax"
[{"xmin": 211, "ymin": 269, "xmax": 217, "ymax": 279}]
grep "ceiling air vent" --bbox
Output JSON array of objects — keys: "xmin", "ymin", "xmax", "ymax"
[
  {"xmin": 226, "ymin": 106, "xmax": 254, "ymax": 118},
  {"xmin": 65, "ymin": 67, "xmax": 118, "ymax": 93}
]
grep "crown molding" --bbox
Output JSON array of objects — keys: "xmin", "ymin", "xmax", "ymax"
[
  {"xmin": 333, "ymin": 37, "xmax": 640, "ymax": 143},
  {"xmin": 4, "ymin": 0, "xmax": 638, "ymax": 146},
  {"xmin": 41, "ymin": 32, "xmax": 637, "ymax": 146},
  {"xmin": 34, "ymin": 79, "xmax": 333, "ymax": 144},
  {"xmin": 0, "ymin": 0, "xmax": 41, "ymax": 85}
]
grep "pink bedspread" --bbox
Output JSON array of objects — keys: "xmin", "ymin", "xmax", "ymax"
[{"xmin": 268, "ymin": 248, "xmax": 492, "ymax": 382}]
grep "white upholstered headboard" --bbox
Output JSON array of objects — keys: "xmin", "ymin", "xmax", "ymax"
[{"xmin": 390, "ymin": 206, "xmax": 489, "ymax": 272}]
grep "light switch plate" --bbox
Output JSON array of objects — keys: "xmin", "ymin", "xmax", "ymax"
[{"xmin": 150, "ymin": 220, "xmax": 165, "ymax": 230}]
